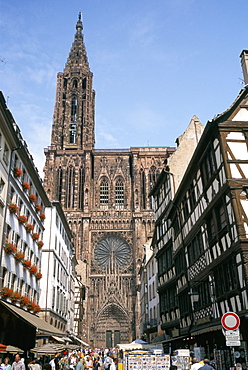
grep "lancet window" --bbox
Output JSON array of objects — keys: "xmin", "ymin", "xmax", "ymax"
[
  {"xmin": 100, "ymin": 179, "xmax": 109, "ymax": 205},
  {"xmin": 115, "ymin": 179, "xmax": 124, "ymax": 205}
]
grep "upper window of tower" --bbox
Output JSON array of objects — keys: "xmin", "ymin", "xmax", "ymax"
[
  {"xmin": 69, "ymin": 124, "xmax": 77, "ymax": 144},
  {"xmin": 82, "ymin": 77, "xmax": 87, "ymax": 90},
  {"xmin": 100, "ymin": 179, "xmax": 109, "ymax": 205},
  {"xmin": 72, "ymin": 79, "xmax": 78, "ymax": 89},
  {"xmin": 115, "ymin": 179, "xmax": 124, "ymax": 206},
  {"xmin": 71, "ymin": 97, "xmax": 77, "ymax": 123}
]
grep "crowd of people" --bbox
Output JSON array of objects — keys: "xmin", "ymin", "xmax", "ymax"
[{"xmin": 0, "ymin": 349, "xmax": 118, "ymax": 370}]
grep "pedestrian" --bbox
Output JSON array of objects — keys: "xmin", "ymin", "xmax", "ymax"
[
  {"xmin": 93, "ymin": 358, "xmax": 100, "ymax": 370},
  {"xmin": 109, "ymin": 359, "xmax": 117, "ymax": 370},
  {"xmin": 11, "ymin": 355, "xmax": 25, "ymax": 370},
  {"xmin": 199, "ymin": 359, "xmax": 215, "ymax": 370},
  {"xmin": 84, "ymin": 356, "xmax": 93, "ymax": 370},
  {"xmin": 191, "ymin": 358, "xmax": 202, "ymax": 370},
  {"xmin": 1, "ymin": 358, "xmax": 11, "ymax": 370},
  {"xmin": 49, "ymin": 358, "xmax": 56, "ymax": 370}
]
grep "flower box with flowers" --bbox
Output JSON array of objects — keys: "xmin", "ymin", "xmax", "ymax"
[
  {"xmin": 32, "ymin": 304, "xmax": 41, "ymax": 314},
  {"xmin": 29, "ymin": 194, "xmax": 37, "ymax": 203},
  {"xmin": 23, "ymin": 260, "xmax": 32, "ymax": 269},
  {"xmin": 18, "ymin": 215, "xmax": 27, "ymax": 225},
  {"xmin": 22, "ymin": 182, "xmax": 30, "ymax": 191},
  {"xmin": 9, "ymin": 203, "xmax": 19, "ymax": 214},
  {"xmin": 36, "ymin": 272, "xmax": 42, "ymax": 279},
  {"xmin": 35, "ymin": 204, "xmax": 42, "ymax": 212},
  {"xmin": 4, "ymin": 242, "xmax": 17, "ymax": 254},
  {"xmin": 0, "ymin": 287, "xmax": 13, "ymax": 298},
  {"xmin": 40, "ymin": 213, "xmax": 46, "ymax": 222},
  {"xmin": 29, "ymin": 266, "xmax": 38, "ymax": 275},
  {"xmin": 25, "ymin": 224, "xmax": 34, "ymax": 233},
  {"xmin": 37, "ymin": 241, "xmax": 44, "ymax": 249},
  {"xmin": 20, "ymin": 296, "xmax": 29, "ymax": 307},
  {"xmin": 32, "ymin": 233, "xmax": 39, "ymax": 241},
  {"xmin": 26, "ymin": 301, "xmax": 36, "ymax": 311},
  {"xmin": 13, "ymin": 167, "xmax": 23, "ymax": 178},
  {"xmin": 10, "ymin": 291, "xmax": 22, "ymax": 303},
  {"xmin": 14, "ymin": 252, "xmax": 25, "ymax": 262}
]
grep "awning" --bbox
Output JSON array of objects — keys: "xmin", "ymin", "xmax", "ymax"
[
  {"xmin": 0, "ymin": 300, "xmax": 64, "ymax": 336},
  {"xmin": 71, "ymin": 335, "xmax": 89, "ymax": 347},
  {"xmin": 191, "ymin": 324, "xmax": 222, "ymax": 336},
  {"xmin": 52, "ymin": 336, "xmax": 65, "ymax": 343},
  {"xmin": 62, "ymin": 337, "xmax": 72, "ymax": 343}
]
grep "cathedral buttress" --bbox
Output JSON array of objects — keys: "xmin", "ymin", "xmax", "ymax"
[{"xmin": 51, "ymin": 13, "xmax": 95, "ymax": 151}]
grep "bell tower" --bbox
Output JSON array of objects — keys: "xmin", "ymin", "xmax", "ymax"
[{"xmin": 51, "ymin": 13, "xmax": 95, "ymax": 151}]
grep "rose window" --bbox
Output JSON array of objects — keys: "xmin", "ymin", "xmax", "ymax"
[{"xmin": 94, "ymin": 235, "xmax": 131, "ymax": 271}]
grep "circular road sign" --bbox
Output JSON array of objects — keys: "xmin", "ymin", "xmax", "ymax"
[{"xmin": 221, "ymin": 312, "xmax": 240, "ymax": 331}]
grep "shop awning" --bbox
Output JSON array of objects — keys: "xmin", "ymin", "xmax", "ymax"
[
  {"xmin": 191, "ymin": 324, "xmax": 222, "ymax": 336},
  {"xmin": 71, "ymin": 335, "xmax": 89, "ymax": 347},
  {"xmin": 0, "ymin": 300, "xmax": 64, "ymax": 336},
  {"xmin": 52, "ymin": 336, "xmax": 65, "ymax": 343}
]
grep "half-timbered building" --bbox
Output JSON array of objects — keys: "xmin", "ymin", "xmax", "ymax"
[{"xmin": 151, "ymin": 57, "xmax": 248, "ymax": 363}]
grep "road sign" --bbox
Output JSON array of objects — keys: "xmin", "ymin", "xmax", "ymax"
[
  {"xmin": 221, "ymin": 312, "xmax": 240, "ymax": 331},
  {"xmin": 225, "ymin": 329, "xmax": 240, "ymax": 342},
  {"xmin": 226, "ymin": 340, "xmax": 241, "ymax": 347}
]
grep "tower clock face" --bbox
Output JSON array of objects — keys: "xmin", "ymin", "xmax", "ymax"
[{"xmin": 94, "ymin": 235, "xmax": 131, "ymax": 271}]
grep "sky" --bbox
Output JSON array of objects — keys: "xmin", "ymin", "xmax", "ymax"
[{"xmin": 1, "ymin": 0, "xmax": 248, "ymax": 176}]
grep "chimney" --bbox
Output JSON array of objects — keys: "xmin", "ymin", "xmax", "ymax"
[{"xmin": 240, "ymin": 50, "xmax": 248, "ymax": 85}]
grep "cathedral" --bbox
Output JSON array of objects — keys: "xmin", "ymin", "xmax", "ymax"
[{"xmin": 43, "ymin": 14, "xmax": 175, "ymax": 347}]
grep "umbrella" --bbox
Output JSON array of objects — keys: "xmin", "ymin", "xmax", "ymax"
[
  {"xmin": 131, "ymin": 339, "xmax": 147, "ymax": 344},
  {"xmin": 0, "ymin": 344, "xmax": 7, "ymax": 352},
  {"xmin": 1, "ymin": 345, "xmax": 24, "ymax": 354},
  {"xmin": 30, "ymin": 343, "xmax": 65, "ymax": 355}
]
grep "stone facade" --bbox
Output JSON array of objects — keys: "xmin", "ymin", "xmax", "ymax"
[{"xmin": 43, "ymin": 14, "xmax": 175, "ymax": 347}]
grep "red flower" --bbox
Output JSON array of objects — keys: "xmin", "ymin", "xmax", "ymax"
[
  {"xmin": 32, "ymin": 233, "xmax": 39, "ymax": 241},
  {"xmin": 23, "ymin": 260, "xmax": 32, "ymax": 269},
  {"xmin": 10, "ymin": 291, "xmax": 22, "ymax": 303},
  {"xmin": 35, "ymin": 204, "xmax": 42, "ymax": 212},
  {"xmin": 32, "ymin": 304, "xmax": 41, "ymax": 313},
  {"xmin": 25, "ymin": 224, "xmax": 34, "ymax": 233},
  {"xmin": 4, "ymin": 242, "xmax": 17, "ymax": 254},
  {"xmin": 20, "ymin": 296, "xmax": 29, "ymax": 307},
  {"xmin": 26, "ymin": 300, "xmax": 36, "ymax": 311},
  {"xmin": 36, "ymin": 272, "xmax": 42, "ymax": 279},
  {"xmin": 29, "ymin": 194, "xmax": 37, "ymax": 203},
  {"xmin": 29, "ymin": 265, "xmax": 38, "ymax": 275},
  {"xmin": 9, "ymin": 203, "xmax": 19, "ymax": 214},
  {"xmin": 37, "ymin": 240, "xmax": 44, "ymax": 249},
  {"xmin": 22, "ymin": 182, "xmax": 30, "ymax": 191},
  {"xmin": 13, "ymin": 167, "xmax": 22, "ymax": 178},
  {"xmin": 14, "ymin": 252, "xmax": 25, "ymax": 262},
  {"xmin": 0, "ymin": 287, "xmax": 13, "ymax": 298},
  {"xmin": 40, "ymin": 213, "xmax": 46, "ymax": 221},
  {"xmin": 18, "ymin": 215, "xmax": 27, "ymax": 225}
]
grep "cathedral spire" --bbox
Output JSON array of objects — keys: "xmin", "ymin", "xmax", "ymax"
[{"xmin": 50, "ymin": 14, "xmax": 95, "ymax": 151}]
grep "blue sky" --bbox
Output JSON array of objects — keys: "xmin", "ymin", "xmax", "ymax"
[{"xmin": 1, "ymin": 0, "xmax": 248, "ymax": 175}]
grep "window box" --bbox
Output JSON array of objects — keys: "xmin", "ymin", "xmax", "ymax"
[
  {"xmin": 29, "ymin": 265, "xmax": 38, "ymax": 275},
  {"xmin": 32, "ymin": 233, "xmax": 39, "ymax": 241},
  {"xmin": 9, "ymin": 203, "xmax": 18, "ymax": 214},
  {"xmin": 13, "ymin": 167, "xmax": 22, "ymax": 178},
  {"xmin": 23, "ymin": 260, "xmax": 32, "ymax": 269},
  {"xmin": 37, "ymin": 241, "xmax": 44, "ymax": 249},
  {"xmin": 22, "ymin": 182, "xmax": 30, "ymax": 191},
  {"xmin": 18, "ymin": 215, "xmax": 27, "ymax": 225},
  {"xmin": 36, "ymin": 272, "xmax": 42, "ymax": 279},
  {"xmin": 29, "ymin": 194, "xmax": 37, "ymax": 203},
  {"xmin": 4, "ymin": 242, "xmax": 17, "ymax": 254},
  {"xmin": 35, "ymin": 204, "xmax": 42, "ymax": 212},
  {"xmin": 0, "ymin": 287, "xmax": 13, "ymax": 299},
  {"xmin": 25, "ymin": 224, "xmax": 34, "ymax": 233},
  {"xmin": 40, "ymin": 213, "xmax": 46, "ymax": 222},
  {"xmin": 10, "ymin": 291, "xmax": 22, "ymax": 303},
  {"xmin": 14, "ymin": 252, "xmax": 25, "ymax": 262}
]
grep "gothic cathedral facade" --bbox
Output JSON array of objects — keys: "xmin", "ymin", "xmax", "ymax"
[{"xmin": 44, "ymin": 14, "xmax": 175, "ymax": 347}]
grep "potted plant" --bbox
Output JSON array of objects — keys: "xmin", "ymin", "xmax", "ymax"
[
  {"xmin": 22, "ymin": 182, "xmax": 30, "ymax": 191},
  {"xmin": 23, "ymin": 260, "xmax": 32, "ymax": 269},
  {"xmin": 29, "ymin": 265, "xmax": 38, "ymax": 275},
  {"xmin": 40, "ymin": 213, "xmax": 46, "ymax": 222},
  {"xmin": 0, "ymin": 287, "xmax": 13, "ymax": 299},
  {"xmin": 29, "ymin": 194, "xmax": 37, "ymax": 203},
  {"xmin": 18, "ymin": 215, "xmax": 28, "ymax": 225},
  {"xmin": 32, "ymin": 304, "xmax": 41, "ymax": 314},
  {"xmin": 35, "ymin": 204, "xmax": 42, "ymax": 212},
  {"xmin": 25, "ymin": 224, "xmax": 34, "ymax": 233},
  {"xmin": 32, "ymin": 233, "xmax": 39, "ymax": 241},
  {"xmin": 36, "ymin": 272, "xmax": 42, "ymax": 279},
  {"xmin": 4, "ymin": 242, "xmax": 17, "ymax": 254},
  {"xmin": 10, "ymin": 291, "xmax": 22, "ymax": 303},
  {"xmin": 14, "ymin": 252, "xmax": 25, "ymax": 262},
  {"xmin": 9, "ymin": 203, "xmax": 19, "ymax": 214},
  {"xmin": 13, "ymin": 167, "xmax": 22, "ymax": 178},
  {"xmin": 37, "ymin": 241, "xmax": 44, "ymax": 249},
  {"xmin": 26, "ymin": 300, "xmax": 36, "ymax": 311},
  {"xmin": 20, "ymin": 296, "xmax": 29, "ymax": 307}
]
